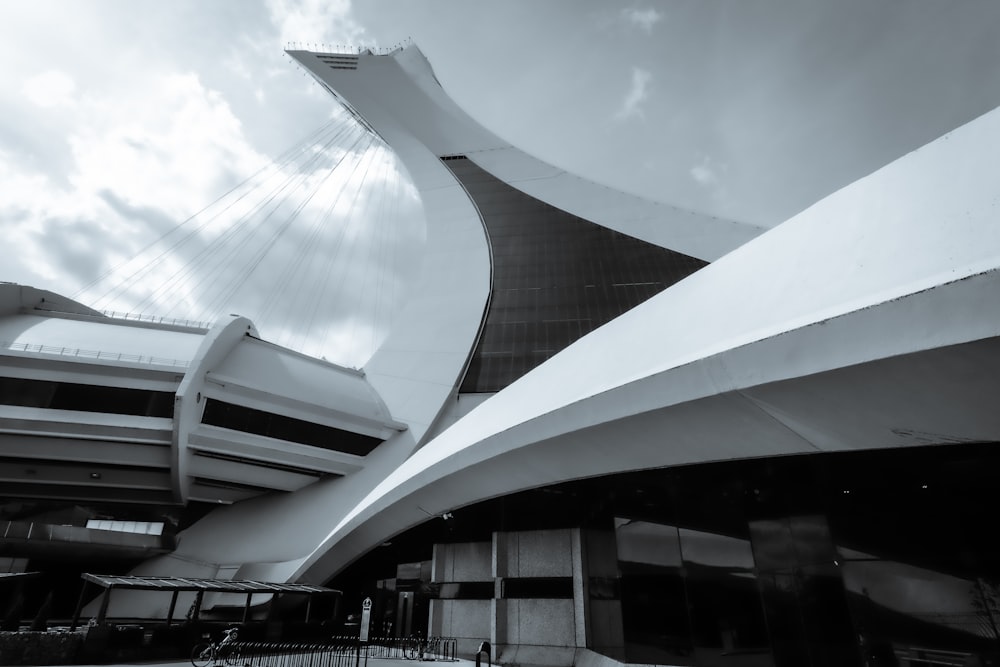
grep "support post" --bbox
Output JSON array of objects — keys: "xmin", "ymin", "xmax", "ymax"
[
  {"xmin": 243, "ymin": 593, "xmax": 253, "ymax": 624},
  {"xmin": 166, "ymin": 591, "xmax": 179, "ymax": 627},
  {"xmin": 70, "ymin": 580, "xmax": 89, "ymax": 630},
  {"xmin": 191, "ymin": 590, "xmax": 203, "ymax": 621},
  {"xmin": 96, "ymin": 588, "xmax": 112, "ymax": 625}
]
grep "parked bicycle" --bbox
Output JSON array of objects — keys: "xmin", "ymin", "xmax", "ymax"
[
  {"xmin": 190, "ymin": 627, "xmax": 241, "ymax": 667},
  {"xmin": 405, "ymin": 635, "xmax": 445, "ymax": 660}
]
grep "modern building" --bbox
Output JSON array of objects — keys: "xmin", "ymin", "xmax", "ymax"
[{"xmin": 3, "ymin": 43, "xmax": 1000, "ymax": 667}]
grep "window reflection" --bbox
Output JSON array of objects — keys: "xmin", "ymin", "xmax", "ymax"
[
  {"xmin": 615, "ymin": 519, "xmax": 770, "ymax": 665},
  {"xmin": 678, "ymin": 528, "xmax": 755, "ymax": 570},
  {"xmin": 841, "ymin": 553, "xmax": 999, "ymax": 660},
  {"xmin": 615, "ymin": 518, "xmax": 692, "ymax": 664},
  {"xmin": 615, "ymin": 518, "xmax": 682, "ymax": 568}
]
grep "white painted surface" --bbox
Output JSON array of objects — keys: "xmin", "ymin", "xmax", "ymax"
[
  {"xmin": 210, "ymin": 338, "xmax": 393, "ymax": 429},
  {"xmin": 0, "ymin": 313, "xmax": 203, "ymax": 363},
  {"xmin": 289, "ymin": 101, "xmax": 1000, "ymax": 584},
  {"xmin": 290, "ymin": 48, "xmax": 492, "ymax": 445},
  {"xmin": 469, "ymin": 147, "xmax": 763, "ymax": 260},
  {"xmin": 172, "ymin": 315, "xmax": 257, "ymax": 501},
  {"xmin": 101, "ymin": 50, "xmax": 1000, "ymax": 614}
]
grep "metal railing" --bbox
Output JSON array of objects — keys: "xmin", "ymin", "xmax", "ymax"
[
  {"xmin": 1, "ymin": 340, "xmax": 190, "ymax": 368},
  {"xmin": 101, "ymin": 310, "xmax": 213, "ymax": 330},
  {"xmin": 226, "ymin": 637, "xmax": 459, "ymax": 667},
  {"xmin": 228, "ymin": 643, "xmax": 358, "ymax": 667}
]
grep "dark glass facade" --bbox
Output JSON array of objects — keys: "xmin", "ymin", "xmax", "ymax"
[
  {"xmin": 0, "ymin": 376, "xmax": 174, "ymax": 417},
  {"xmin": 441, "ymin": 157, "xmax": 707, "ymax": 393},
  {"xmin": 201, "ymin": 398, "xmax": 382, "ymax": 456},
  {"xmin": 335, "ymin": 442, "xmax": 1000, "ymax": 667}
]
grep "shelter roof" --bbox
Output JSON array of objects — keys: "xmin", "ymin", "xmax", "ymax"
[{"xmin": 81, "ymin": 573, "xmax": 339, "ymax": 595}]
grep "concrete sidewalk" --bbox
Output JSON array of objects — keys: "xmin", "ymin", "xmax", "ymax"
[{"xmin": 64, "ymin": 657, "xmax": 480, "ymax": 667}]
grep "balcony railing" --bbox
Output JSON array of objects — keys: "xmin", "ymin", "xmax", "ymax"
[{"xmin": 1, "ymin": 340, "xmax": 190, "ymax": 368}]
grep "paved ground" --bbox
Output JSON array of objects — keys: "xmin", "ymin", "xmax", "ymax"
[{"xmin": 66, "ymin": 657, "xmax": 480, "ymax": 667}]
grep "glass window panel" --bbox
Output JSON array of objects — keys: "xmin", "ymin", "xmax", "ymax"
[{"xmin": 446, "ymin": 158, "xmax": 707, "ymax": 393}]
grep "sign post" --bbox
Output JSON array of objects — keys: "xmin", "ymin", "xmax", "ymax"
[
  {"xmin": 360, "ymin": 597, "xmax": 372, "ymax": 641},
  {"xmin": 356, "ymin": 597, "xmax": 372, "ymax": 667}
]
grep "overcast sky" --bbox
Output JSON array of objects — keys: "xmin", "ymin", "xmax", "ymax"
[{"xmin": 4, "ymin": 0, "xmax": 1000, "ymax": 365}]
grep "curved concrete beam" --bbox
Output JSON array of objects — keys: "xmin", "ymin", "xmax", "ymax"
[
  {"xmin": 290, "ymin": 46, "xmax": 763, "ymax": 262},
  {"xmin": 173, "ymin": 315, "xmax": 257, "ymax": 501},
  {"xmin": 289, "ymin": 100, "xmax": 1000, "ymax": 582},
  {"xmin": 289, "ymin": 47, "xmax": 492, "ymax": 447}
]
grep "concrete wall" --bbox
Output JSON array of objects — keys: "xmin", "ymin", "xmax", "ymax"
[
  {"xmin": 425, "ymin": 530, "xmax": 625, "ymax": 666},
  {"xmin": 433, "ymin": 541, "xmax": 492, "ymax": 582},
  {"xmin": 430, "ymin": 542, "xmax": 493, "ymax": 655},
  {"xmin": 492, "ymin": 529, "xmax": 580, "ymax": 667},
  {"xmin": 429, "ymin": 599, "xmax": 492, "ymax": 655}
]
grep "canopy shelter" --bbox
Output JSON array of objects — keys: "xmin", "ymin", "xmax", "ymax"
[{"xmin": 72, "ymin": 574, "xmax": 340, "ymax": 629}]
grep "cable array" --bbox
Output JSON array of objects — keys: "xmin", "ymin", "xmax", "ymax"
[{"xmin": 75, "ymin": 109, "xmax": 423, "ymax": 367}]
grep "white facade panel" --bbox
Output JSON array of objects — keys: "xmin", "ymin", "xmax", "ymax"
[
  {"xmin": 0, "ymin": 314, "xmax": 203, "ymax": 365},
  {"xmin": 210, "ymin": 338, "xmax": 389, "ymax": 423}
]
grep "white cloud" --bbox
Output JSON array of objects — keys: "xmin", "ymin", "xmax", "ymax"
[
  {"xmin": 690, "ymin": 164, "xmax": 717, "ymax": 187},
  {"xmin": 69, "ymin": 72, "xmax": 268, "ymax": 220},
  {"xmin": 622, "ymin": 7, "xmax": 663, "ymax": 34},
  {"xmin": 615, "ymin": 67, "xmax": 652, "ymax": 120},
  {"xmin": 22, "ymin": 70, "xmax": 77, "ymax": 108},
  {"xmin": 689, "ymin": 154, "xmax": 728, "ymax": 203},
  {"xmin": 0, "ymin": 1, "xmax": 426, "ymax": 367},
  {"xmin": 2, "ymin": 69, "xmax": 269, "ymax": 295},
  {"xmin": 266, "ymin": 0, "xmax": 367, "ymax": 47}
]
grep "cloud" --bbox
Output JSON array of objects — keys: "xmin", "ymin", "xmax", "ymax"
[
  {"xmin": 622, "ymin": 6, "xmax": 663, "ymax": 33},
  {"xmin": 69, "ymin": 72, "xmax": 268, "ymax": 220},
  {"xmin": 1, "ymin": 1, "xmax": 424, "ymax": 367},
  {"xmin": 689, "ymin": 154, "xmax": 728, "ymax": 203},
  {"xmin": 22, "ymin": 70, "xmax": 77, "ymax": 108},
  {"xmin": 615, "ymin": 67, "xmax": 652, "ymax": 120},
  {"xmin": 2, "ymin": 70, "xmax": 268, "ymax": 292},
  {"xmin": 266, "ymin": 0, "xmax": 367, "ymax": 47},
  {"xmin": 690, "ymin": 164, "xmax": 718, "ymax": 187}
]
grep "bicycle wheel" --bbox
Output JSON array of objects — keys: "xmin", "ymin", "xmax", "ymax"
[{"xmin": 191, "ymin": 642, "xmax": 216, "ymax": 667}]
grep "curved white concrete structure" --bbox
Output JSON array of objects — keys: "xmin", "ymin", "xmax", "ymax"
[
  {"xmin": 118, "ymin": 44, "xmax": 1000, "ymax": 601},
  {"xmin": 290, "ymin": 94, "xmax": 1000, "ymax": 583},
  {"xmin": 289, "ymin": 47, "xmax": 764, "ymax": 263},
  {"xmin": 0, "ymin": 284, "xmax": 401, "ymax": 508},
  {"xmin": 20, "ymin": 43, "xmax": 991, "ymax": 641}
]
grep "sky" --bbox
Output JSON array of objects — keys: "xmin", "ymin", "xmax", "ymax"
[{"xmin": 3, "ymin": 0, "xmax": 1000, "ymax": 366}]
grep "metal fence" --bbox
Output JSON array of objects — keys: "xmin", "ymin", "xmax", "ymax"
[{"xmin": 225, "ymin": 637, "xmax": 459, "ymax": 667}]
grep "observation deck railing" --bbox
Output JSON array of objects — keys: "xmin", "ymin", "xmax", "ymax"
[
  {"xmin": 1, "ymin": 340, "xmax": 191, "ymax": 368},
  {"xmin": 101, "ymin": 309, "xmax": 213, "ymax": 330}
]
